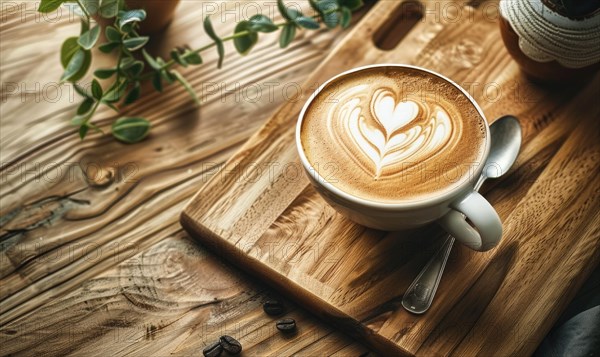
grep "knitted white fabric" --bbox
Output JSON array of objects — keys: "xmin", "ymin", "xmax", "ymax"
[{"xmin": 500, "ymin": 0, "xmax": 600, "ymax": 68}]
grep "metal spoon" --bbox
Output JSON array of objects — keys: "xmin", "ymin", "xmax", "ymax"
[{"xmin": 401, "ymin": 115, "xmax": 522, "ymax": 314}]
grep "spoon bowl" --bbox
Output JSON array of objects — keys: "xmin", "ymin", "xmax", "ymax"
[{"xmin": 484, "ymin": 115, "xmax": 522, "ymax": 180}]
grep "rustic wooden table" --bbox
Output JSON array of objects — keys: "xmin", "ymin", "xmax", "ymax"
[
  {"xmin": 1, "ymin": 1, "xmax": 373, "ymax": 355},
  {"xmin": 2, "ymin": 1, "xmax": 599, "ymax": 356}
]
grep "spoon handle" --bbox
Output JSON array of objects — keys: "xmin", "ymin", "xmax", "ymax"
[
  {"xmin": 401, "ymin": 235, "xmax": 455, "ymax": 314},
  {"xmin": 402, "ymin": 178, "xmax": 487, "ymax": 314}
]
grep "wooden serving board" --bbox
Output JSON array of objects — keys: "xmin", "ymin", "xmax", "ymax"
[{"xmin": 181, "ymin": 1, "xmax": 600, "ymax": 355}]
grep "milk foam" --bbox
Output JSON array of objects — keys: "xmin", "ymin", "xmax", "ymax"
[
  {"xmin": 301, "ymin": 66, "xmax": 487, "ymax": 203},
  {"xmin": 332, "ymin": 86, "xmax": 454, "ymax": 179}
]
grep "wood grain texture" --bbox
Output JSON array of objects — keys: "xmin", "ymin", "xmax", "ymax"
[
  {"xmin": 1, "ymin": 233, "xmax": 370, "ymax": 356},
  {"xmin": 1, "ymin": 1, "xmax": 374, "ymax": 355},
  {"xmin": 181, "ymin": 0, "xmax": 600, "ymax": 356}
]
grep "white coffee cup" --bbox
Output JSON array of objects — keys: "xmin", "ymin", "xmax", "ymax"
[{"xmin": 295, "ymin": 64, "xmax": 502, "ymax": 251}]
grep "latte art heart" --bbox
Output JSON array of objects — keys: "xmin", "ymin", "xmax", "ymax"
[
  {"xmin": 300, "ymin": 66, "xmax": 487, "ymax": 203},
  {"xmin": 330, "ymin": 87, "xmax": 454, "ymax": 179}
]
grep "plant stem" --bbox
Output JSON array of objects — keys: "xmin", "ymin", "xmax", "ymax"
[
  {"xmin": 138, "ymin": 23, "xmax": 286, "ymax": 80},
  {"xmin": 137, "ymin": 27, "xmax": 276, "ymax": 80},
  {"xmin": 141, "ymin": 10, "xmax": 336, "ymax": 79},
  {"xmin": 82, "ymin": 99, "xmax": 101, "ymax": 127},
  {"xmin": 75, "ymin": 0, "xmax": 91, "ymax": 22},
  {"xmin": 115, "ymin": 50, "xmax": 123, "ymax": 83}
]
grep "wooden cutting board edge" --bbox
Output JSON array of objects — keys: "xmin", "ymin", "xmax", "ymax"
[{"xmin": 180, "ymin": 211, "xmax": 412, "ymax": 356}]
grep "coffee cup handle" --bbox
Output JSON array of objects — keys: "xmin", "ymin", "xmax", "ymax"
[{"xmin": 439, "ymin": 191, "xmax": 502, "ymax": 251}]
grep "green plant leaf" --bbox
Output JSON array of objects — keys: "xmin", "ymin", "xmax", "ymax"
[
  {"xmin": 105, "ymin": 26, "xmax": 121, "ymax": 43},
  {"xmin": 112, "ymin": 117, "xmax": 151, "ymax": 143},
  {"xmin": 248, "ymin": 15, "xmax": 278, "ymax": 33},
  {"xmin": 104, "ymin": 102, "xmax": 119, "ymax": 112},
  {"xmin": 94, "ymin": 68, "xmax": 116, "ymax": 79},
  {"xmin": 316, "ymin": 0, "xmax": 338, "ymax": 13},
  {"xmin": 185, "ymin": 52, "xmax": 202, "ymax": 65},
  {"xmin": 69, "ymin": 51, "xmax": 92, "ymax": 82},
  {"xmin": 277, "ymin": 0, "xmax": 290, "ymax": 20},
  {"xmin": 127, "ymin": 61, "xmax": 144, "ymax": 77},
  {"xmin": 78, "ymin": 25, "xmax": 101, "ymax": 50},
  {"xmin": 123, "ymin": 82, "xmax": 141, "ymax": 105},
  {"xmin": 340, "ymin": 7, "xmax": 352, "ymax": 28},
  {"xmin": 103, "ymin": 79, "xmax": 127, "ymax": 103},
  {"xmin": 233, "ymin": 21, "xmax": 258, "ymax": 55},
  {"xmin": 71, "ymin": 109, "xmax": 93, "ymax": 126},
  {"xmin": 312, "ymin": 0, "xmax": 339, "ymax": 28},
  {"xmin": 203, "ymin": 16, "xmax": 225, "ymax": 69},
  {"xmin": 323, "ymin": 11, "xmax": 340, "ymax": 29},
  {"xmin": 88, "ymin": 122, "xmax": 104, "ymax": 134},
  {"xmin": 77, "ymin": 98, "xmax": 95, "ymax": 115},
  {"xmin": 170, "ymin": 50, "xmax": 188, "ymax": 67},
  {"xmin": 38, "ymin": 0, "xmax": 66, "ymax": 13},
  {"xmin": 80, "ymin": 18, "xmax": 90, "ymax": 35},
  {"xmin": 99, "ymin": 42, "xmax": 119, "ymax": 53},
  {"xmin": 91, "ymin": 79, "xmax": 103, "ymax": 100},
  {"xmin": 296, "ymin": 16, "xmax": 320, "ymax": 29},
  {"xmin": 309, "ymin": 0, "xmax": 323, "ymax": 16},
  {"xmin": 277, "ymin": 0, "xmax": 301, "ymax": 21},
  {"xmin": 160, "ymin": 70, "xmax": 176, "ymax": 84},
  {"xmin": 118, "ymin": 9, "xmax": 146, "ymax": 30},
  {"xmin": 71, "ymin": 114, "xmax": 86, "ymax": 126},
  {"xmin": 279, "ymin": 23, "xmax": 296, "ymax": 49},
  {"xmin": 80, "ymin": 0, "xmax": 100, "ymax": 15},
  {"xmin": 290, "ymin": 9, "xmax": 303, "ymax": 22},
  {"xmin": 339, "ymin": 0, "xmax": 364, "ymax": 11},
  {"xmin": 79, "ymin": 124, "xmax": 89, "ymax": 140},
  {"xmin": 119, "ymin": 59, "xmax": 144, "ymax": 76},
  {"xmin": 71, "ymin": 51, "xmax": 91, "ymax": 81},
  {"xmin": 60, "ymin": 37, "xmax": 80, "ymax": 69},
  {"xmin": 152, "ymin": 72, "xmax": 163, "ymax": 92},
  {"xmin": 61, "ymin": 49, "xmax": 91, "ymax": 82},
  {"xmin": 172, "ymin": 70, "xmax": 200, "ymax": 106},
  {"xmin": 123, "ymin": 37, "xmax": 149, "ymax": 51},
  {"xmin": 99, "ymin": 0, "xmax": 119, "ymax": 18},
  {"xmin": 142, "ymin": 49, "xmax": 161, "ymax": 70},
  {"xmin": 74, "ymin": 84, "xmax": 91, "ymax": 98},
  {"xmin": 120, "ymin": 57, "xmax": 135, "ymax": 69}
]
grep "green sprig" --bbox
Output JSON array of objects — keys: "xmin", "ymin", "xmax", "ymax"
[{"xmin": 39, "ymin": 0, "xmax": 362, "ymax": 143}]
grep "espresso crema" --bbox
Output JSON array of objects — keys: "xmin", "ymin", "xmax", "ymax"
[{"xmin": 300, "ymin": 66, "xmax": 488, "ymax": 203}]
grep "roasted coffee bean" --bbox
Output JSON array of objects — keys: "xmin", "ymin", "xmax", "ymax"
[
  {"xmin": 263, "ymin": 299, "xmax": 285, "ymax": 316},
  {"xmin": 202, "ymin": 341, "xmax": 222, "ymax": 357},
  {"xmin": 219, "ymin": 335, "xmax": 242, "ymax": 355},
  {"xmin": 275, "ymin": 318, "xmax": 297, "ymax": 333}
]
